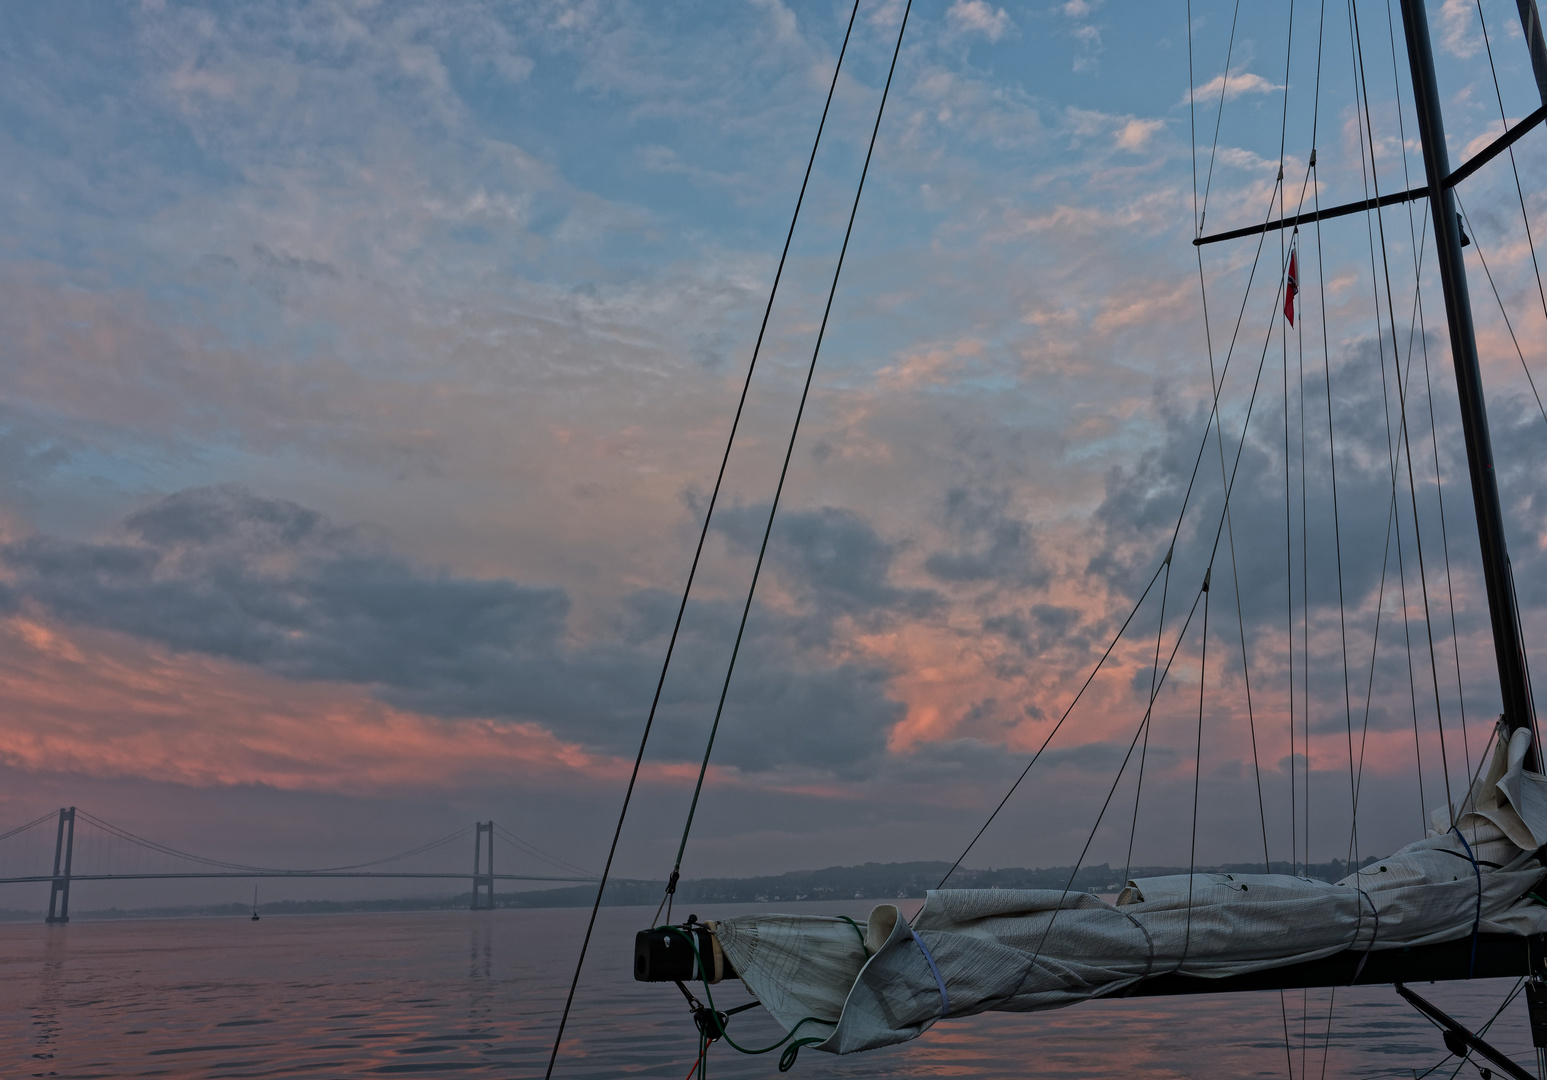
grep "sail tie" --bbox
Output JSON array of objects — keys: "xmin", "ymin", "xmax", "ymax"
[
  {"xmin": 1351, "ymin": 888, "xmax": 1380, "ymax": 984},
  {"xmin": 909, "ymin": 928, "xmax": 950, "ymax": 1018},
  {"xmin": 1452, "ymin": 826, "xmax": 1484, "ymax": 978}
]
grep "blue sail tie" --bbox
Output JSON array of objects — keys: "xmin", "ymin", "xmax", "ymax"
[{"xmin": 909, "ymin": 927, "xmax": 950, "ymax": 1018}]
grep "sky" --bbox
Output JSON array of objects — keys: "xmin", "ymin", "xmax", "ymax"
[{"xmin": 1, "ymin": 0, "xmax": 1546, "ymax": 910}]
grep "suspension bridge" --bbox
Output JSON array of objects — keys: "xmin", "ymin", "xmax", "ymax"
[{"xmin": 0, "ymin": 807, "xmax": 599, "ymax": 923}]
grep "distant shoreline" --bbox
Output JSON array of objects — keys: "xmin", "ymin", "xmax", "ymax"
[{"xmin": 0, "ymin": 855, "xmax": 1375, "ymax": 922}]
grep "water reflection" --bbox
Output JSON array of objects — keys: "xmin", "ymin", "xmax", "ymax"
[
  {"xmin": 0, "ymin": 903, "xmax": 1536, "ymax": 1078},
  {"xmin": 28, "ymin": 928, "xmax": 68, "ymax": 1071}
]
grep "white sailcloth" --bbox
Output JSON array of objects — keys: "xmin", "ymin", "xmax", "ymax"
[{"xmin": 712, "ymin": 726, "xmax": 1547, "ymax": 1055}]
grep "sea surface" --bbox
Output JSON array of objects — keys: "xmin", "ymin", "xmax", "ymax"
[{"xmin": 1, "ymin": 901, "xmax": 1539, "ymax": 1079}]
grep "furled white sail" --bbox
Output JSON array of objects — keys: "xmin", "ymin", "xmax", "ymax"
[{"xmin": 712, "ymin": 725, "xmax": 1547, "ymax": 1055}]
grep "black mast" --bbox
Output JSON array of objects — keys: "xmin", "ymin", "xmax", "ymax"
[
  {"xmin": 1517, "ymin": 0, "xmax": 1547, "ymax": 107},
  {"xmin": 1398, "ymin": 0, "xmax": 1536, "ymax": 756}
]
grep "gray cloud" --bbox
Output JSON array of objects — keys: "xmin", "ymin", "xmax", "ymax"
[
  {"xmin": 713, "ymin": 502, "xmax": 941, "ymax": 626},
  {"xmin": 1084, "ymin": 333, "xmax": 1516, "ymax": 738},
  {"xmin": 983, "ymin": 603, "xmax": 1088, "ymax": 670},
  {"xmin": 1091, "ymin": 335, "xmax": 1482, "ymax": 623},
  {"xmin": 3, "ymin": 485, "xmax": 923, "ymax": 777},
  {"xmin": 1490, "ymin": 393, "xmax": 1547, "ymax": 608},
  {"xmin": 924, "ymin": 484, "xmax": 1048, "ymax": 586},
  {"xmin": 5, "ymin": 484, "xmax": 573, "ymax": 694}
]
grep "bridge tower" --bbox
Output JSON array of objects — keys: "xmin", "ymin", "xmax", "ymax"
[
  {"xmin": 46, "ymin": 807, "xmax": 75, "ymax": 924},
  {"xmin": 471, "ymin": 821, "xmax": 494, "ymax": 911}
]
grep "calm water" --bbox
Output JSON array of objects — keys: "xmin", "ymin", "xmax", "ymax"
[{"xmin": 1, "ymin": 901, "xmax": 1538, "ymax": 1079}]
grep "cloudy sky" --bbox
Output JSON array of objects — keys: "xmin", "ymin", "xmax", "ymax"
[{"xmin": 1, "ymin": 0, "xmax": 1545, "ymax": 904}]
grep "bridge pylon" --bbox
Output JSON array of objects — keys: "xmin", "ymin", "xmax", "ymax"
[
  {"xmin": 46, "ymin": 807, "xmax": 75, "ymax": 924},
  {"xmin": 471, "ymin": 821, "xmax": 494, "ymax": 911}
]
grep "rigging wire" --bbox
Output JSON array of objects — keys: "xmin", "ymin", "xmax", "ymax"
[
  {"xmin": 1197, "ymin": 0, "xmax": 1246, "ymax": 236},
  {"xmin": 1508, "ymin": 561, "xmax": 1544, "ymax": 759},
  {"xmin": 1300, "ymin": 0, "xmax": 1333, "ymax": 915},
  {"xmin": 1182, "ymin": 569, "xmax": 1212, "ymax": 967},
  {"xmin": 1381, "ymin": 0, "xmax": 1473, "ymax": 788},
  {"xmin": 1347, "ymin": 0, "xmax": 1453, "ymax": 823},
  {"xmin": 1297, "ymin": 265, "xmax": 1312, "ymax": 875},
  {"xmin": 1337, "ymin": 0, "xmax": 1446, "ymax": 853},
  {"xmin": 1035, "ymin": 205, "xmax": 1307, "ymax": 972},
  {"xmin": 1186, "ymin": 120, "xmax": 1295, "ymax": 902},
  {"xmin": 1309, "ymin": 110, "xmax": 1361, "ymax": 872},
  {"xmin": 1381, "ymin": 188, "xmax": 1476, "ymax": 794},
  {"xmin": 950, "ymin": 144, "xmax": 1294, "ymax": 892},
  {"xmin": 1272, "ymin": 0, "xmax": 1298, "ymax": 902},
  {"xmin": 541, "ymin": 4, "xmax": 864, "ymax": 1072},
  {"xmin": 1280, "ymin": 991, "xmax": 1299, "ymax": 1080},
  {"xmin": 1190, "ymin": 0, "xmax": 1310, "ymax": 884},
  {"xmin": 1379, "ymin": 0, "xmax": 1460, "ymax": 810},
  {"xmin": 1186, "ymin": 0, "xmax": 1330, "ymax": 913},
  {"xmin": 1123, "ymin": 554, "xmax": 1172, "ymax": 887},
  {"xmin": 1408, "ymin": 200, "xmax": 1475, "ymax": 783},
  {"xmin": 940, "ymin": 558, "xmax": 1167, "ymax": 890},
  {"xmin": 948, "ymin": 0, "xmax": 1310, "ymax": 893},
  {"xmin": 1453, "ymin": 195, "xmax": 1547, "ymax": 765},
  {"xmin": 1349, "ymin": 202, "xmax": 1474, "ymax": 824},
  {"xmin": 1188, "ymin": 0, "xmax": 1200, "ymax": 234},
  {"xmin": 1467, "ymin": 21, "xmax": 1547, "ymax": 765},
  {"xmin": 1188, "ymin": 155, "xmax": 1317, "ymax": 913},
  {"xmin": 663, "ymin": 0, "xmax": 914, "ymax": 921},
  {"xmin": 1474, "ymin": 0, "xmax": 1547, "ymax": 329},
  {"xmin": 1345, "ymin": 230, "xmax": 1447, "ymax": 824},
  {"xmin": 1380, "ymin": 0, "xmax": 1469, "ymax": 801},
  {"xmin": 1456, "ymin": 192, "xmax": 1547, "ymax": 427},
  {"xmin": 1319, "ymin": 985, "xmax": 1337, "ymax": 1080},
  {"xmin": 1286, "ymin": 237, "xmax": 1299, "ymax": 877},
  {"xmin": 1027, "ymin": 582, "xmax": 1211, "ymax": 970},
  {"xmin": 1350, "ymin": 492, "xmax": 1407, "ymax": 817},
  {"xmin": 1366, "ymin": 0, "xmax": 1457, "ymax": 812},
  {"xmin": 1197, "ymin": 4, "xmax": 1301, "ymax": 967},
  {"xmin": 1210, "ymin": 276, "xmax": 1275, "ymax": 873},
  {"xmin": 1344, "ymin": 0, "xmax": 1399, "ymax": 836}
]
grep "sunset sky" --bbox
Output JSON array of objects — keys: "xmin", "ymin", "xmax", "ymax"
[{"xmin": 1, "ymin": 0, "xmax": 1546, "ymax": 908}]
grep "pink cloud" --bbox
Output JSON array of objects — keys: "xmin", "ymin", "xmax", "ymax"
[{"xmin": 0, "ymin": 614, "xmax": 642, "ymax": 796}]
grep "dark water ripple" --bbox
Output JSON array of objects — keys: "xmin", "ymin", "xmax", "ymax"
[{"xmin": 0, "ymin": 902, "xmax": 1538, "ymax": 1078}]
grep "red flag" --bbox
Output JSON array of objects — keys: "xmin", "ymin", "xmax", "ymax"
[{"xmin": 1284, "ymin": 248, "xmax": 1298, "ymax": 326}]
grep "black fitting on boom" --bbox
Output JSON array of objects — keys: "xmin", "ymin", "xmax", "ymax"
[{"xmin": 635, "ymin": 923, "xmax": 739, "ymax": 983}]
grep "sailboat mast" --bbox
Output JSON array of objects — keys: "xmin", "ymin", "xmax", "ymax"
[
  {"xmin": 1397, "ymin": 0, "xmax": 1537, "ymax": 755},
  {"xmin": 1516, "ymin": 0, "xmax": 1547, "ymax": 106}
]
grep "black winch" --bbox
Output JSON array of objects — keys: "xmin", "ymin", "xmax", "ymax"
[{"xmin": 634, "ymin": 917, "xmax": 739, "ymax": 983}]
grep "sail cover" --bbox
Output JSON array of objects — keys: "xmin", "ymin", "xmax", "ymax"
[{"xmin": 711, "ymin": 726, "xmax": 1547, "ymax": 1055}]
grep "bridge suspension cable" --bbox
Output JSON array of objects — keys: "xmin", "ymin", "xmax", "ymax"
[
  {"xmin": 0, "ymin": 810, "xmax": 55, "ymax": 844},
  {"xmin": 73, "ymin": 810, "xmax": 476, "ymax": 874},
  {"xmin": 0, "ymin": 809, "xmax": 593, "ymax": 879},
  {"xmin": 493, "ymin": 823, "xmax": 595, "ymax": 879}
]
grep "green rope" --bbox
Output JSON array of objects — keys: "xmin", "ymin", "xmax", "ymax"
[
  {"xmin": 661, "ymin": 926, "xmax": 835, "ymax": 1069},
  {"xmin": 837, "ymin": 915, "xmax": 871, "ymax": 958}
]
